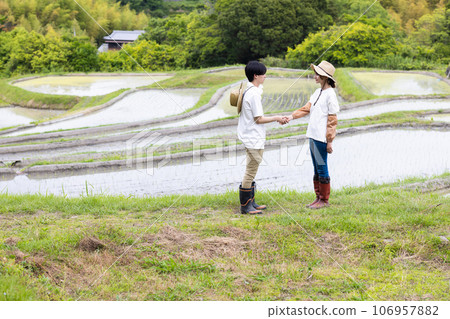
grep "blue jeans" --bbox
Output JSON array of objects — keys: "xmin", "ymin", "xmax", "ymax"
[{"xmin": 309, "ymin": 138, "xmax": 329, "ymax": 179}]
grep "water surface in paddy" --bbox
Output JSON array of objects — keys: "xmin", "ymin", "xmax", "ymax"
[
  {"xmin": 351, "ymin": 72, "xmax": 450, "ymax": 96},
  {"xmin": 424, "ymin": 114, "xmax": 450, "ymax": 123},
  {"xmin": 1, "ymin": 130, "xmax": 448, "ymax": 197},
  {"xmin": 158, "ymin": 78, "xmax": 323, "ymax": 128},
  {"xmin": 156, "ymin": 98, "xmax": 450, "ymax": 131},
  {"xmin": 211, "ymin": 68, "xmax": 307, "ymax": 78},
  {"xmin": 4, "ymin": 98, "xmax": 449, "ymax": 159},
  {"xmin": 0, "ymin": 106, "xmax": 64, "ymax": 129},
  {"xmin": 13, "ymin": 75, "xmax": 172, "ymax": 96},
  {"xmin": 7, "ymin": 89, "xmax": 204, "ymax": 135}
]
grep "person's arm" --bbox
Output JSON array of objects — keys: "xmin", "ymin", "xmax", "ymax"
[
  {"xmin": 290, "ymin": 102, "xmax": 311, "ymax": 120},
  {"xmin": 326, "ymin": 114, "xmax": 338, "ymax": 153},
  {"xmin": 254, "ymin": 115, "xmax": 284, "ymax": 124}
]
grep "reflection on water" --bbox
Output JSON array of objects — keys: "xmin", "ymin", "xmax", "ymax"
[
  {"xmin": 7, "ymin": 89, "xmax": 204, "ymax": 135},
  {"xmin": 351, "ymin": 72, "xmax": 450, "ymax": 96},
  {"xmin": 0, "ymin": 130, "xmax": 448, "ymax": 197},
  {"xmin": 14, "ymin": 75, "xmax": 172, "ymax": 96},
  {"xmin": 0, "ymin": 106, "xmax": 64, "ymax": 129}
]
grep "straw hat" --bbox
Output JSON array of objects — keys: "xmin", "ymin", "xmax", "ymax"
[
  {"xmin": 310, "ymin": 61, "xmax": 336, "ymax": 83},
  {"xmin": 230, "ymin": 82, "xmax": 245, "ymax": 113}
]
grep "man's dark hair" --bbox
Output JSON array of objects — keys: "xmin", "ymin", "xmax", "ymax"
[{"xmin": 245, "ymin": 61, "xmax": 267, "ymax": 82}]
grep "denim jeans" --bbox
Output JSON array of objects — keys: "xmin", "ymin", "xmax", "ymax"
[{"xmin": 309, "ymin": 138, "xmax": 329, "ymax": 178}]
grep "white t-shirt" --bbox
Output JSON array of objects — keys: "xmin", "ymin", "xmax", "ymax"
[
  {"xmin": 237, "ymin": 82, "xmax": 266, "ymax": 149},
  {"xmin": 306, "ymin": 88, "xmax": 340, "ymax": 143}
]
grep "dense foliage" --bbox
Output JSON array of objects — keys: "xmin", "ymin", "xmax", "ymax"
[
  {"xmin": 119, "ymin": 0, "xmax": 207, "ymax": 17},
  {"xmin": 0, "ymin": 0, "xmax": 148, "ymax": 44},
  {"xmin": 286, "ymin": 22, "xmax": 398, "ymax": 68},
  {"xmin": 0, "ymin": 0, "xmax": 448, "ymax": 75},
  {"xmin": 286, "ymin": 0, "xmax": 449, "ymax": 69},
  {"xmin": 214, "ymin": 0, "xmax": 334, "ymax": 63},
  {"xmin": 0, "ymin": 27, "xmax": 99, "ymax": 74}
]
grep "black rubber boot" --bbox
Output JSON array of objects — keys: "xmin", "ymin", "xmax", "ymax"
[
  {"xmin": 251, "ymin": 181, "xmax": 266, "ymax": 210},
  {"xmin": 240, "ymin": 185, "xmax": 263, "ymax": 215}
]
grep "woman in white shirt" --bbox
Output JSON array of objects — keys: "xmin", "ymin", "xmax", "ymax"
[{"xmin": 287, "ymin": 61, "xmax": 339, "ymax": 209}]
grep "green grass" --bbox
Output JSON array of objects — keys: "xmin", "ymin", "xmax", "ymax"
[
  {"xmin": 69, "ymin": 89, "xmax": 128, "ymax": 113},
  {"xmin": 0, "ymin": 70, "xmax": 241, "ymax": 124},
  {"xmin": 0, "ymin": 175, "xmax": 448, "ymax": 300},
  {"xmin": 0, "ymin": 78, "xmax": 80, "ymax": 110},
  {"xmin": 146, "ymin": 70, "xmax": 242, "ymax": 114},
  {"xmin": 334, "ymin": 68, "xmax": 377, "ymax": 102},
  {"xmin": 0, "ymin": 97, "xmax": 8, "ymax": 107}
]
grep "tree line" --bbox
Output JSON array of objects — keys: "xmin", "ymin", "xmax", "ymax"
[{"xmin": 0, "ymin": 0, "xmax": 448, "ymax": 75}]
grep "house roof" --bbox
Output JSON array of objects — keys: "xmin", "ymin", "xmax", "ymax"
[{"xmin": 103, "ymin": 30, "xmax": 145, "ymax": 42}]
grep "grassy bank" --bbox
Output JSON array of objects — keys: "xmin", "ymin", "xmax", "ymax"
[
  {"xmin": 0, "ymin": 176, "xmax": 448, "ymax": 301},
  {"xmin": 334, "ymin": 69, "xmax": 376, "ymax": 102},
  {"xmin": 0, "ymin": 97, "xmax": 8, "ymax": 107},
  {"xmin": 147, "ymin": 70, "xmax": 242, "ymax": 114},
  {"xmin": 0, "ymin": 78, "xmax": 80, "ymax": 110}
]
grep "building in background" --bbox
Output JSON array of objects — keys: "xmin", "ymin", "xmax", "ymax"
[{"xmin": 98, "ymin": 30, "xmax": 145, "ymax": 53}]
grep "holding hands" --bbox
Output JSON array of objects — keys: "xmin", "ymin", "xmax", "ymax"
[{"xmin": 276, "ymin": 115, "xmax": 292, "ymax": 125}]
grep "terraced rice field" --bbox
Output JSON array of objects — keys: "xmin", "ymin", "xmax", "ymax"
[{"xmin": 0, "ymin": 68, "xmax": 449, "ymax": 197}]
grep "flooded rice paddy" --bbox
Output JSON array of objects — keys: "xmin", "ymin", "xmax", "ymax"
[
  {"xmin": 157, "ymin": 78, "xmax": 333, "ymax": 129},
  {"xmin": 210, "ymin": 68, "xmax": 305, "ymax": 78},
  {"xmin": 424, "ymin": 114, "xmax": 450, "ymax": 123},
  {"xmin": 2, "ymin": 70, "xmax": 449, "ymax": 197},
  {"xmin": 7, "ymin": 89, "xmax": 204, "ymax": 135},
  {"xmin": 13, "ymin": 75, "xmax": 172, "ymax": 96},
  {"xmin": 0, "ymin": 130, "xmax": 448, "ymax": 197},
  {"xmin": 154, "ymin": 98, "xmax": 450, "ymax": 131},
  {"xmin": 351, "ymin": 72, "xmax": 450, "ymax": 96},
  {"xmin": 3, "ymin": 98, "xmax": 447, "ymax": 162},
  {"xmin": 0, "ymin": 106, "xmax": 64, "ymax": 129}
]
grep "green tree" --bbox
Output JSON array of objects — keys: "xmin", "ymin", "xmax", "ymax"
[
  {"xmin": 66, "ymin": 36, "xmax": 100, "ymax": 72},
  {"xmin": 411, "ymin": 5, "xmax": 450, "ymax": 62},
  {"xmin": 0, "ymin": 27, "xmax": 99, "ymax": 75},
  {"xmin": 215, "ymin": 0, "xmax": 333, "ymax": 63},
  {"xmin": 143, "ymin": 10, "xmax": 226, "ymax": 68},
  {"xmin": 286, "ymin": 22, "xmax": 398, "ymax": 67},
  {"xmin": 99, "ymin": 39, "xmax": 187, "ymax": 72},
  {"xmin": 184, "ymin": 11, "xmax": 226, "ymax": 67},
  {"xmin": 119, "ymin": 0, "xmax": 165, "ymax": 13},
  {"xmin": 3, "ymin": 0, "xmax": 149, "ymax": 44}
]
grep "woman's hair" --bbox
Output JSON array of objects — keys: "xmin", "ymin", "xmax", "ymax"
[
  {"xmin": 318, "ymin": 74, "xmax": 336, "ymax": 88},
  {"xmin": 327, "ymin": 77, "xmax": 336, "ymax": 88},
  {"xmin": 245, "ymin": 61, "xmax": 267, "ymax": 82}
]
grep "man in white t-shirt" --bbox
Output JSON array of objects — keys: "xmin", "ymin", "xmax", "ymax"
[
  {"xmin": 237, "ymin": 61, "xmax": 288, "ymax": 215},
  {"xmin": 287, "ymin": 61, "xmax": 339, "ymax": 209}
]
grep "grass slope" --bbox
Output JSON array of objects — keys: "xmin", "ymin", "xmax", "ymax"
[
  {"xmin": 0, "ymin": 78, "xmax": 80, "ymax": 110},
  {"xmin": 0, "ymin": 177, "xmax": 448, "ymax": 301}
]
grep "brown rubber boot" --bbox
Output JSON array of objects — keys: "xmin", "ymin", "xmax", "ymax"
[
  {"xmin": 251, "ymin": 181, "xmax": 266, "ymax": 210},
  {"xmin": 310, "ymin": 177, "xmax": 330, "ymax": 209},
  {"xmin": 240, "ymin": 185, "xmax": 263, "ymax": 215},
  {"xmin": 306, "ymin": 176, "xmax": 320, "ymax": 208}
]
